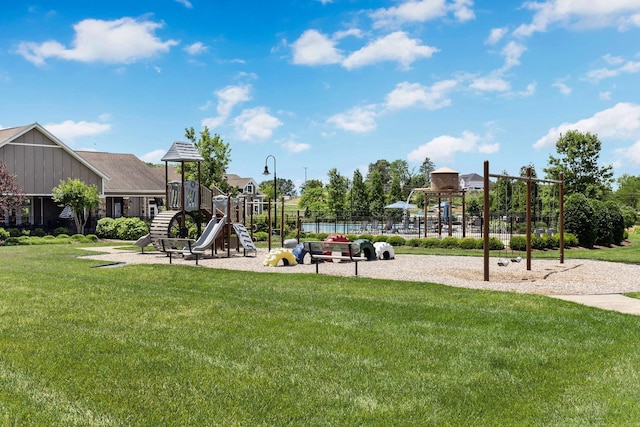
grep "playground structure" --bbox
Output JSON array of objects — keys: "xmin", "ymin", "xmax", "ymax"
[
  {"xmin": 482, "ymin": 160, "xmax": 564, "ymax": 281},
  {"xmin": 144, "ymin": 141, "xmax": 256, "ymax": 257},
  {"xmin": 411, "ymin": 167, "xmax": 468, "ymax": 238}
]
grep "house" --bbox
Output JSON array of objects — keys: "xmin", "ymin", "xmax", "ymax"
[
  {"xmin": 459, "ymin": 173, "xmax": 484, "ymax": 191},
  {"xmin": 222, "ymin": 173, "xmax": 265, "ymax": 215},
  {"xmin": 0, "ymin": 123, "xmax": 109, "ymax": 230},
  {"xmin": 76, "ymin": 151, "xmax": 167, "ymax": 219}
]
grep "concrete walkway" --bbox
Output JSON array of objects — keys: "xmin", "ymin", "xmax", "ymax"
[{"xmin": 551, "ymin": 294, "xmax": 640, "ymax": 315}]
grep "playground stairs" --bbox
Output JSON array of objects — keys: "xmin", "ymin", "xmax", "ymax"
[
  {"xmin": 232, "ymin": 223, "xmax": 257, "ymax": 255},
  {"xmin": 149, "ymin": 210, "xmax": 180, "ymax": 250}
]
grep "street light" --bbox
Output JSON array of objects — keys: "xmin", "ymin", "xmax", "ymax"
[{"xmin": 263, "ymin": 155, "xmax": 277, "ymax": 233}]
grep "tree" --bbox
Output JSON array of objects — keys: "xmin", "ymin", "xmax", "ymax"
[
  {"xmin": 367, "ymin": 159, "xmax": 392, "ymax": 187},
  {"xmin": 350, "ymin": 169, "xmax": 369, "ymax": 217},
  {"xmin": 259, "ymin": 178, "xmax": 295, "ymax": 199},
  {"xmin": 0, "ymin": 161, "xmax": 26, "ymax": 217},
  {"xmin": 325, "ymin": 168, "xmax": 349, "ymax": 217},
  {"xmin": 564, "ymin": 193, "xmax": 597, "ymax": 248},
  {"xmin": 298, "ymin": 186, "xmax": 328, "ymax": 217},
  {"xmin": 183, "ymin": 127, "xmax": 231, "ymax": 191},
  {"xmin": 544, "ymin": 130, "xmax": 613, "ymax": 199},
  {"xmin": 419, "ymin": 157, "xmax": 436, "ymax": 183},
  {"xmin": 368, "ymin": 170, "xmax": 385, "ymax": 218},
  {"xmin": 51, "ymin": 178, "xmax": 100, "ymax": 235},
  {"xmin": 299, "ymin": 179, "xmax": 323, "ymax": 195},
  {"xmin": 614, "ymin": 174, "xmax": 640, "ymax": 209},
  {"xmin": 385, "ymin": 175, "xmax": 405, "ymax": 220}
]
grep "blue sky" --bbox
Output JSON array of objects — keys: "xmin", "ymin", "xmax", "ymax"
[{"xmin": 2, "ymin": 1, "xmax": 640, "ymax": 190}]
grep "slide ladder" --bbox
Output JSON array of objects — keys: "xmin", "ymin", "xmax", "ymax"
[{"xmin": 232, "ymin": 223, "xmax": 257, "ymax": 256}]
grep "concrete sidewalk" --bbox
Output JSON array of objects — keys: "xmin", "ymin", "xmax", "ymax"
[{"xmin": 551, "ymin": 294, "xmax": 640, "ymax": 315}]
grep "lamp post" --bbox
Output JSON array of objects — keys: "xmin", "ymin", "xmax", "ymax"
[{"xmin": 263, "ymin": 155, "xmax": 277, "ymax": 233}]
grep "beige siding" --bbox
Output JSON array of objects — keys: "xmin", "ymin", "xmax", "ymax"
[{"xmin": 1, "ymin": 128, "xmax": 103, "ymax": 195}]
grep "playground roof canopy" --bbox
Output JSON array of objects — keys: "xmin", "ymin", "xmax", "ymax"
[{"xmin": 161, "ymin": 141, "xmax": 204, "ymax": 162}]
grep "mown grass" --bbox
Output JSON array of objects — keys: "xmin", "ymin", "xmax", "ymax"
[{"xmin": 1, "ymin": 244, "xmax": 640, "ymax": 425}]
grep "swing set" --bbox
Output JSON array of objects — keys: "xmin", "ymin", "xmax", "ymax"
[{"xmin": 482, "ymin": 161, "xmax": 565, "ymax": 282}]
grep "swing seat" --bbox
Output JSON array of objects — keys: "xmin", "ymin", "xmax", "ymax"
[
  {"xmin": 497, "ymin": 259, "xmax": 510, "ymax": 267},
  {"xmin": 510, "ymin": 256, "xmax": 522, "ymax": 263}
]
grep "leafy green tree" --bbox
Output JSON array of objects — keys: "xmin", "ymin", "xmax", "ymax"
[
  {"xmin": 299, "ymin": 179, "xmax": 323, "ymax": 195},
  {"xmin": 326, "ymin": 168, "xmax": 349, "ymax": 217},
  {"xmin": 564, "ymin": 193, "xmax": 597, "ymax": 248},
  {"xmin": 614, "ymin": 174, "xmax": 640, "ymax": 209},
  {"xmin": 367, "ymin": 159, "xmax": 392, "ymax": 187},
  {"xmin": 51, "ymin": 178, "xmax": 100, "ymax": 235},
  {"xmin": 0, "ymin": 161, "xmax": 25, "ymax": 216},
  {"xmin": 350, "ymin": 169, "xmax": 369, "ymax": 217},
  {"xmin": 368, "ymin": 170, "xmax": 385, "ymax": 218},
  {"xmin": 183, "ymin": 127, "xmax": 231, "ymax": 191},
  {"xmin": 419, "ymin": 157, "xmax": 436, "ymax": 183},
  {"xmin": 544, "ymin": 130, "xmax": 613, "ymax": 199},
  {"xmin": 385, "ymin": 175, "xmax": 404, "ymax": 220},
  {"xmin": 298, "ymin": 186, "xmax": 328, "ymax": 217},
  {"xmin": 259, "ymin": 178, "xmax": 295, "ymax": 199}
]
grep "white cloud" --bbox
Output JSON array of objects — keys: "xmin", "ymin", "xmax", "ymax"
[
  {"xmin": 533, "ymin": 102, "xmax": 640, "ymax": 149},
  {"xmin": 175, "ymin": 0, "xmax": 193, "ymax": 8},
  {"xmin": 585, "ymin": 58, "xmax": 640, "ymax": 82},
  {"xmin": 139, "ymin": 149, "xmax": 167, "ymax": 164},
  {"xmin": 327, "ymin": 105, "xmax": 378, "ymax": 133},
  {"xmin": 486, "ymin": 27, "xmax": 508, "ymax": 45},
  {"xmin": 17, "ymin": 17, "xmax": 178, "ymax": 66},
  {"xmin": 370, "ymin": 0, "xmax": 473, "ymax": 28},
  {"xmin": 342, "ymin": 31, "xmax": 438, "ymax": 70},
  {"xmin": 599, "ymin": 91, "xmax": 612, "ymax": 100},
  {"xmin": 291, "ymin": 29, "xmax": 343, "ymax": 66},
  {"xmin": 233, "ymin": 107, "xmax": 283, "ymax": 141},
  {"xmin": 469, "ymin": 76, "xmax": 510, "ymax": 92},
  {"xmin": 615, "ymin": 140, "xmax": 640, "ymax": 165},
  {"xmin": 43, "ymin": 120, "xmax": 111, "ymax": 142},
  {"xmin": 500, "ymin": 41, "xmax": 526, "ymax": 71},
  {"xmin": 552, "ymin": 79, "xmax": 572, "ymax": 95},
  {"xmin": 202, "ymin": 84, "xmax": 252, "ymax": 128},
  {"xmin": 385, "ymin": 80, "xmax": 457, "ymax": 110},
  {"xmin": 514, "ymin": 0, "xmax": 640, "ymax": 37},
  {"xmin": 184, "ymin": 41, "xmax": 207, "ymax": 55},
  {"xmin": 282, "ymin": 140, "xmax": 311, "ymax": 153},
  {"xmin": 407, "ymin": 131, "xmax": 485, "ymax": 163}
]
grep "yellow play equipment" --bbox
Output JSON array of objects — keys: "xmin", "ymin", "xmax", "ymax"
[{"xmin": 263, "ymin": 248, "xmax": 297, "ymax": 267}]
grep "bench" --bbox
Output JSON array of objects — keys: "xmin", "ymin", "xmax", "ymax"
[
  {"xmin": 158, "ymin": 238, "xmax": 200, "ymax": 265},
  {"xmin": 303, "ymin": 241, "xmax": 367, "ymax": 276}
]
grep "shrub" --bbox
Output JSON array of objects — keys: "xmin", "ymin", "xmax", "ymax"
[
  {"xmin": 386, "ymin": 236, "xmax": 406, "ymax": 246},
  {"xmin": 95, "ymin": 218, "xmax": 117, "ymax": 239},
  {"xmin": 55, "ymin": 234, "xmax": 70, "ymax": 239},
  {"xmin": 54, "ymin": 227, "xmax": 71, "ymax": 236},
  {"xmin": 372, "ymin": 235, "xmax": 388, "ymax": 243},
  {"xmin": 459, "ymin": 237, "xmax": 478, "ymax": 250},
  {"xmin": 85, "ymin": 234, "xmax": 99, "ymax": 242},
  {"xmin": 487, "ymin": 237, "xmax": 505, "ymax": 250},
  {"xmin": 0, "ymin": 228, "xmax": 9, "ymax": 240},
  {"xmin": 542, "ymin": 233, "xmax": 558, "ymax": 249},
  {"xmin": 564, "ymin": 233, "xmax": 578, "ymax": 247},
  {"xmin": 345, "ymin": 234, "xmax": 358, "ymax": 242},
  {"xmin": 253, "ymin": 231, "xmax": 268, "ymax": 242},
  {"xmin": 440, "ymin": 237, "xmax": 460, "ymax": 249},
  {"xmin": 422, "ymin": 238, "xmax": 441, "ymax": 248},
  {"xmin": 115, "ymin": 217, "xmax": 149, "ymax": 241},
  {"xmin": 564, "ymin": 193, "xmax": 596, "ymax": 248},
  {"xmin": 4, "ymin": 237, "xmax": 20, "ymax": 246},
  {"xmin": 358, "ymin": 233, "xmax": 375, "ymax": 241},
  {"xmin": 509, "ymin": 235, "xmax": 527, "ymax": 252},
  {"xmin": 8, "ymin": 228, "xmax": 20, "ymax": 237},
  {"xmin": 406, "ymin": 238, "xmax": 423, "ymax": 247},
  {"xmin": 70, "ymin": 234, "xmax": 88, "ymax": 242},
  {"xmin": 531, "ymin": 235, "xmax": 546, "ymax": 250},
  {"xmin": 32, "ymin": 228, "xmax": 46, "ymax": 237}
]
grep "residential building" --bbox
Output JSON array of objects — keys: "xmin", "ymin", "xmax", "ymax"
[{"xmin": 459, "ymin": 173, "xmax": 484, "ymax": 191}]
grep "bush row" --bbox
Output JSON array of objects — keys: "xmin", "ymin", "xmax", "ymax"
[
  {"xmin": 95, "ymin": 217, "xmax": 149, "ymax": 240},
  {"xmin": 1, "ymin": 234, "xmax": 98, "ymax": 246}
]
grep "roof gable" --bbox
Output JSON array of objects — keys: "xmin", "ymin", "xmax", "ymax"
[{"xmin": 0, "ymin": 123, "xmax": 109, "ymax": 180}]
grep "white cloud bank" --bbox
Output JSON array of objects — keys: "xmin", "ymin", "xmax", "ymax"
[
  {"xmin": 43, "ymin": 119, "xmax": 111, "ymax": 143},
  {"xmin": 17, "ymin": 17, "xmax": 178, "ymax": 65},
  {"xmin": 407, "ymin": 131, "xmax": 499, "ymax": 163}
]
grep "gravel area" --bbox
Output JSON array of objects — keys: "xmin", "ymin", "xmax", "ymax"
[{"xmin": 80, "ymin": 246, "xmax": 640, "ymax": 296}]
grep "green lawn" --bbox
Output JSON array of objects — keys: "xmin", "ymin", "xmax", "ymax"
[{"xmin": 1, "ymin": 244, "xmax": 640, "ymax": 425}]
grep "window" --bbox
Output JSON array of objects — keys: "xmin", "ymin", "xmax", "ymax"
[{"xmin": 245, "ymin": 183, "xmax": 254, "ymax": 194}]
